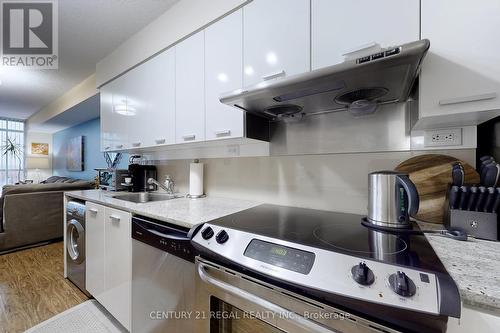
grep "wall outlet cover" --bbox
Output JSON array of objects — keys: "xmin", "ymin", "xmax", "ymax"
[{"xmin": 424, "ymin": 128, "xmax": 463, "ymax": 147}]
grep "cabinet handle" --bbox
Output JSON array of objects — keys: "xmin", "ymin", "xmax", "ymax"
[
  {"xmin": 215, "ymin": 130, "xmax": 231, "ymax": 137},
  {"xmin": 89, "ymin": 208, "xmax": 98, "ymax": 214},
  {"xmin": 342, "ymin": 41, "xmax": 378, "ymax": 57},
  {"xmin": 155, "ymin": 138, "xmax": 166, "ymax": 144},
  {"xmin": 115, "ymin": 144, "xmax": 124, "ymax": 149},
  {"xmin": 109, "ymin": 215, "xmax": 121, "ymax": 222},
  {"xmin": 104, "ymin": 146, "xmax": 111, "ymax": 150},
  {"xmin": 132, "ymin": 142, "xmax": 141, "ymax": 147},
  {"xmin": 439, "ymin": 93, "xmax": 497, "ymax": 106},
  {"xmin": 262, "ymin": 70, "xmax": 286, "ymax": 81},
  {"xmin": 182, "ymin": 134, "xmax": 196, "ymax": 141}
]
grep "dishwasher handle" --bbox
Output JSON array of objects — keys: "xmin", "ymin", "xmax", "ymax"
[{"xmin": 133, "ymin": 218, "xmax": 191, "ymax": 241}]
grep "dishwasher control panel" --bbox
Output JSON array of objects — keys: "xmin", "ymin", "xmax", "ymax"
[{"xmin": 132, "ymin": 216, "xmax": 196, "ymax": 263}]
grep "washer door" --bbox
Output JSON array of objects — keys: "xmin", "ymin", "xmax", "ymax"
[{"xmin": 67, "ymin": 219, "xmax": 85, "ymax": 264}]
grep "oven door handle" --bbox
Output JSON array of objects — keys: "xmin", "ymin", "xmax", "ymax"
[{"xmin": 197, "ymin": 263, "xmax": 334, "ymax": 333}]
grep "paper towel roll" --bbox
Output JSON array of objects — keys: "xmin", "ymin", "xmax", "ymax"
[{"xmin": 189, "ymin": 162, "xmax": 204, "ymax": 196}]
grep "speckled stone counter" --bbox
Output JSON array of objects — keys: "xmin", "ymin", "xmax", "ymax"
[
  {"xmin": 418, "ymin": 221, "xmax": 500, "ymax": 314},
  {"xmin": 65, "ymin": 189, "xmax": 261, "ymax": 229}
]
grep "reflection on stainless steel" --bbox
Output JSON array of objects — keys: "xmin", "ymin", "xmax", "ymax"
[
  {"xmin": 112, "ymin": 191, "xmax": 183, "ymax": 203},
  {"xmin": 368, "ymin": 229, "xmax": 408, "ymax": 263},
  {"xmin": 195, "ymin": 258, "xmax": 400, "ymax": 333}
]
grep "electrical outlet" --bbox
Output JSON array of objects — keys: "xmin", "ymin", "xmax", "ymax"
[{"xmin": 424, "ymin": 128, "xmax": 462, "ymax": 147}]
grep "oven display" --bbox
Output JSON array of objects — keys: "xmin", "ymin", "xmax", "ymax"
[{"xmin": 244, "ymin": 239, "xmax": 315, "ymax": 274}]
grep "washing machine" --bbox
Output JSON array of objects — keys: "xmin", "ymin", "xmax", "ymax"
[{"xmin": 66, "ymin": 199, "xmax": 90, "ymax": 295}]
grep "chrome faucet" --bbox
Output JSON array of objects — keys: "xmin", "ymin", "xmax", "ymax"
[{"xmin": 147, "ymin": 175, "xmax": 175, "ymax": 194}]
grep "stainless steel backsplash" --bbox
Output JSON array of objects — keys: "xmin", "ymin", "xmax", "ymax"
[{"xmin": 269, "ymin": 102, "xmax": 411, "ymax": 156}]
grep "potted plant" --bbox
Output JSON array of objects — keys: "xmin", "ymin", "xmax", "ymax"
[{"xmin": 1, "ymin": 137, "xmax": 24, "ymax": 184}]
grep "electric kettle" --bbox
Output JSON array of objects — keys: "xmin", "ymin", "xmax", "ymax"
[{"xmin": 367, "ymin": 171, "xmax": 419, "ymax": 228}]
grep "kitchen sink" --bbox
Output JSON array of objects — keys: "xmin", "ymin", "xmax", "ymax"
[{"xmin": 111, "ymin": 192, "xmax": 184, "ymax": 203}]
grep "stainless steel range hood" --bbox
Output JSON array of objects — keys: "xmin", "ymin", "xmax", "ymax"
[{"xmin": 220, "ymin": 39, "xmax": 430, "ymax": 120}]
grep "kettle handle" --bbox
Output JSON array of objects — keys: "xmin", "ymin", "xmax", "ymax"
[{"xmin": 397, "ymin": 175, "xmax": 420, "ymax": 217}]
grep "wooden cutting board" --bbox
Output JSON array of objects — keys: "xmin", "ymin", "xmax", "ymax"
[{"xmin": 395, "ymin": 154, "xmax": 480, "ymax": 224}]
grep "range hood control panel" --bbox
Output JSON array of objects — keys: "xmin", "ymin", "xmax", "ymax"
[{"xmin": 357, "ymin": 47, "xmax": 401, "ymax": 64}]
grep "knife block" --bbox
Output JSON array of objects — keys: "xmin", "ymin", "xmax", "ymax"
[
  {"xmin": 447, "ymin": 209, "xmax": 498, "ymax": 241},
  {"xmin": 445, "ymin": 184, "xmax": 499, "ymax": 241}
]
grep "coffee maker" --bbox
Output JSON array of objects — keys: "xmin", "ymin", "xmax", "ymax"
[{"xmin": 128, "ymin": 164, "xmax": 157, "ymax": 192}]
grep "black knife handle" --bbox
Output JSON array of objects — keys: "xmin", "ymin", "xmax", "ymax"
[
  {"xmin": 491, "ymin": 188, "xmax": 500, "ymax": 214},
  {"xmin": 466, "ymin": 186, "xmax": 478, "ymax": 211},
  {"xmin": 484, "ymin": 187, "xmax": 496, "ymax": 212},
  {"xmin": 476, "ymin": 186, "xmax": 487, "ymax": 211},
  {"xmin": 449, "ymin": 186, "xmax": 460, "ymax": 210},
  {"xmin": 458, "ymin": 186, "xmax": 469, "ymax": 210}
]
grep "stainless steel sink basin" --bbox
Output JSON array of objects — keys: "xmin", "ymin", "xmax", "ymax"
[{"xmin": 111, "ymin": 192, "xmax": 184, "ymax": 203}]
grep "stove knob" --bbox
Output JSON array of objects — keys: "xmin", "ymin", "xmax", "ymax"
[
  {"xmin": 389, "ymin": 271, "xmax": 416, "ymax": 297},
  {"xmin": 201, "ymin": 227, "xmax": 214, "ymax": 240},
  {"xmin": 351, "ymin": 262, "xmax": 374, "ymax": 286},
  {"xmin": 216, "ymin": 230, "xmax": 229, "ymax": 244}
]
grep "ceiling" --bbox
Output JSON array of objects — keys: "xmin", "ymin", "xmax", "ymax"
[{"xmin": 0, "ymin": 0, "xmax": 179, "ymax": 120}]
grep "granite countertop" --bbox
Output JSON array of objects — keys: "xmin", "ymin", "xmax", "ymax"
[
  {"xmin": 65, "ymin": 189, "xmax": 260, "ymax": 229},
  {"xmin": 65, "ymin": 190, "xmax": 500, "ymax": 314},
  {"xmin": 419, "ymin": 221, "xmax": 500, "ymax": 314}
]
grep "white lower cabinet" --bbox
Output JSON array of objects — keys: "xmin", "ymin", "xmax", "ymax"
[{"xmin": 86, "ymin": 202, "xmax": 131, "ymax": 330}]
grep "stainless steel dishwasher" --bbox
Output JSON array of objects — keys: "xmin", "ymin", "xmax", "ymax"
[{"xmin": 131, "ymin": 216, "xmax": 196, "ymax": 333}]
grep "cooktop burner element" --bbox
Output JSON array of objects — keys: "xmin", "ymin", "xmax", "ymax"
[
  {"xmin": 312, "ymin": 223, "xmax": 408, "ymax": 256},
  {"xmin": 192, "ymin": 204, "xmax": 461, "ymax": 333}
]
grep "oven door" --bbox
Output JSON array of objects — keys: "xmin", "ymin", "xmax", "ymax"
[{"xmin": 195, "ymin": 258, "xmax": 398, "ymax": 333}]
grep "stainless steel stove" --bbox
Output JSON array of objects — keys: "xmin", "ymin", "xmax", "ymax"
[{"xmin": 192, "ymin": 204, "xmax": 460, "ymax": 333}]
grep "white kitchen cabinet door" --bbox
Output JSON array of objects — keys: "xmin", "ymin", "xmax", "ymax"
[
  {"xmin": 100, "ymin": 85, "xmax": 113, "ymax": 152},
  {"xmin": 142, "ymin": 48, "xmax": 176, "ymax": 147},
  {"xmin": 103, "ymin": 207, "xmax": 132, "ymax": 330},
  {"xmin": 312, "ymin": 0, "xmax": 420, "ymax": 70},
  {"xmin": 109, "ymin": 75, "xmax": 131, "ymax": 150},
  {"xmin": 419, "ymin": 0, "xmax": 500, "ymax": 121},
  {"xmin": 85, "ymin": 202, "xmax": 105, "ymax": 302},
  {"xmin": 121, "ymin": 65, "xmax": 150, "ymax": 150},
  {"xmin": 243, "ymin": 0, "xmax": 310, "ymax": 87},
  {"xmin": 175, "ymin": 31, "xmax": 205, "ymax": 143},
  {"xmin": 205, "ymin": 9, "xmax": 244, "ymax": 141}
]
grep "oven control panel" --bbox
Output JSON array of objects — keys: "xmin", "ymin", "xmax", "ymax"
[
  {"xmin": 244, "ymin": 239, "xmax": 315, "ymax": 274},
  {"xmin": 193, "ymin": 224, "xmax": 442, "ymax": 316}
]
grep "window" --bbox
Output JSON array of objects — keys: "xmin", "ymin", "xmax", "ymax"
[{"xmin": 0, "ymin": 119, "xmax": 25, "ymax": 186}]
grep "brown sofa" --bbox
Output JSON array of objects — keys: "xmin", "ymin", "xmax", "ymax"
[{"xmin": 0, "ymin": 176, "xmax": 94, "ymax": 252}]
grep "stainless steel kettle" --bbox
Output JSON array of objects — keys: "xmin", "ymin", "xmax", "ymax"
[{"xmin": 367, "ymin": 171, "xmax": 419, "ymax": 228}]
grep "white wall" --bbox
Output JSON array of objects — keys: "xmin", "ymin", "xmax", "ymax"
[
  {"xmin": 96, "ymin": 0, "xmax": 248, "ymax": 86},
  {"xmin": 25, "ymin": 132, "xmax": 53, "ymax": 182},
  {"xmin": 156, "ymin": 149, "xmax": 475, "ymax": 215}
]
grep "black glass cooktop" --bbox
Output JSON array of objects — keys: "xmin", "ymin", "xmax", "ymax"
[{"xmin": 208, "ymin": 204, "xmax": 447, "ymax": 273}]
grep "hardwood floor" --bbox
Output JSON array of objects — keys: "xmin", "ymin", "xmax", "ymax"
[{"xmin": 0, "ymin": 242, "xmax": 89, "ymax": 333}]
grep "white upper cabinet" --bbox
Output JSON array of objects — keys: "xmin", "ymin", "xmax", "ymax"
[
  {"xmin": 243, "ymin": 0, "xmax": 310, "ymax": 87},
  {"xmin": 417, "ymin": 0, "xmax": 500, "ymax": 128},
  {"xmin": 205, "ymin": 9, "xmax": 244, "ymax": 141},
  {"xmin": 138, "ymin": 48, "xmax": 176, "ymax": 147},
  {"xmin": 101, "ymin": 77, "xmax": 129, "ymax": 151},
  {"xmin": 109, "ymin": 76, "xmax": 130, "ymax": 150},
  {"xmin": 312, "ymin": 0, "xmax": 420, "ymax": 70},
  {"xmin": 100, "ymin": 85, "xmax": 113, "ymax": 152},
  {"xmin": 175, "ymin": 31, "xmax": 205, "ymax": 143}
]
